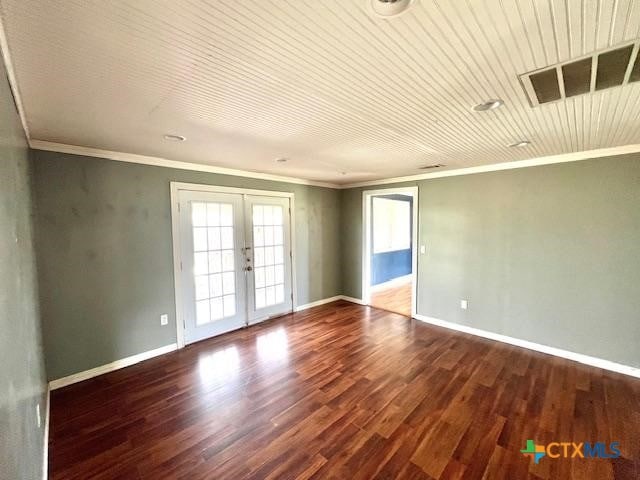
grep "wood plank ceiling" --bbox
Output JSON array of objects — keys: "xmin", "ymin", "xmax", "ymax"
[{"xmin": 1, "ymin": 0, "xmax": 639, "ymax": 184}]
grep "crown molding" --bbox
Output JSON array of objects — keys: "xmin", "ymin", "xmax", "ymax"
[
  {"xmin": 340, "ymin": 144, "xmax": 640, "ymax": 189},
  {"xmin": 28, "ymin": 141, "xmax": 640, "ymax": 192},
  {"xmin": 29, "ymin": 140, "xmax": 341, "ymax": 189},
  {"xmin": 0, "ymin": 12, "xmax": 31, "ymax": 140}
]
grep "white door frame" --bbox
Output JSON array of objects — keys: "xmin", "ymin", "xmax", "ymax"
[
  {"xmin": 362, "ymin": 186, "xmax": 418, "ymax": 318},
  {"xmin": 170, "ymin": 182, "xmax": 297, "ymax": 348}
]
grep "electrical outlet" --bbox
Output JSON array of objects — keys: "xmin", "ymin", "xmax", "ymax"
[
  {"xmin": 460, "ymin": 300, "xmax": 468, "ymax": 310},
  {"xmin": 160, "ymin": 314, "xmax": 168, "ymax": 326},
  {"xmin": 36, "ymin": 403, "xmax": 41, "ymax": 428}
]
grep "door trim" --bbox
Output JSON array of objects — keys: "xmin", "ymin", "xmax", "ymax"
[
  {"xmin": 170, "ymin": 182, "xmax": 297, "ymax": 349},
  {"xmin": 362, "ymin": 186, "xmax": 419, "ymax": 318}
]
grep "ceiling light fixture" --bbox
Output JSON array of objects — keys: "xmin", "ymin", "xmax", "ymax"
[
  {"xmin": 419, "ymin": 163, "xmax": 445, "ymax": 170},
  {"xmin": 508, "ymin": 140, "xmax": 531, "ymax": 147},
  {"xmin": 163, "ymin": 134, "xmax": 186, "ymax": 142},
  {"xmin": 472, "ymin": 99, "xmax": 504, "ymax": 112},
  {"xmin": 369, "ymin": 0, "xmax": 415, "ymax": 18},
  {"xmin": 275, "ymin": 157, "xmax": 288, "ymax": 163}
]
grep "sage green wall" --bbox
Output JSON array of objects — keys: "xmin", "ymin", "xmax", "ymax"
[
  {"xmin": 0, "ymin": 57, "xmax": 47, "ymax": 479},
  {"xmin": 341, "ymin": 155, "xmax": 640, "ymax": 368},
  {"xmin": 30, "ymin": 147, "xmax": 640, "ymax": 381},
  {"xmin": 33, "ymin": 151, "xmax": 341, "ymax": 380}
]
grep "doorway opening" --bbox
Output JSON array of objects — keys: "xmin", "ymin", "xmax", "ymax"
[{"xmin": 363, "ymin": 187, "xmax": 418, "ymax": 317}]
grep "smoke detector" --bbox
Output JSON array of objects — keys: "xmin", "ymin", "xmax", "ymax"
[{"xmin": 369, "ymin": 0, "xmax": 415, "ymax": 18}]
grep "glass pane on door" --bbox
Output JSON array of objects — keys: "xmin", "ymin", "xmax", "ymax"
[
  {"xmin": 252, "ymin": 204, "xmax": 286, "ymax": 309},
  {"xmin": 191, "ymin": 202, "xmax": 237, "ymax": 325}
]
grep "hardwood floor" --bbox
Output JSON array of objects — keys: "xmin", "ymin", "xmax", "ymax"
[
  {"xmin": 370, "ymin": 280, "xmax": 412, "ymax": 316},
  {"xmin": 50, "ymin": 301, "xmax": 640, "ymax": 479}
]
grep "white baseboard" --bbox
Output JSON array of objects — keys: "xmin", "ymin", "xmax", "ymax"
[
  {"xmin": 49, "ymin": 343, "xmax": 178, "ymax": 390},
  {"xmin": 295, "ymin": 295, "xmax": 368, "ymax": 311},
  {"xmin": 294, "ymin": 295, "xmax": 344, "ymax": 312},
  {"xmin": 413, "ymin": 314, "xmax": 640, "ymax": 379},
  {"xmin": 42, "ymin": 386, "xmax": 49, "ymax": 480},
  {"xmin": 338, "ymin": 295, "xmax": 366, "ymax": 305}
]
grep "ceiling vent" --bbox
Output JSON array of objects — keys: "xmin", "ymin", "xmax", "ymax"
[
  {"xmin": 419, "ymin": 163, "xmax": 445, "ymax": 170},
  {"xmin": 520, "ymin": 40, "xmax": 640, "ymax": 107}
]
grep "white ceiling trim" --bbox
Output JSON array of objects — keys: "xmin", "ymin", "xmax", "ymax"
[
  {"xmin": 341, "ymin": 144, "xmax": 640, "ymax": 188},
  {"xmin": 31, "ymin": 140, "xmax": 640, "ymax": 191},
  {"xmin": 29, "ymin": 140, "xmax": 340, "ymax": 189},
  {"xmin": 0, "ymin": 11, "xmax": 29, "ymax": 139}
]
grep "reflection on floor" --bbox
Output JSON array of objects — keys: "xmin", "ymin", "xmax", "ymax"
[
  {"xmin": 370, "ymin": 278, "xmax": 411, "ymax": 316},
  {"xmin": 49, "ymin": 300, "xmax": 640, "ymax": 479}
]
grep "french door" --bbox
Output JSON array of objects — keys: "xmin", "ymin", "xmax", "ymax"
[
  {"xmin": 244, "ymin": 195, "xmax": 293, "ymax": 325},
  {"xmin": 177, "ymin": 189, "xmax": 293, "ymax": 345}
]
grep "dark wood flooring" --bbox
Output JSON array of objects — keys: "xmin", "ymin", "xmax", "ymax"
[{"xmin": 50, "ymin": 301, "xmax": 640, "ymax": 479}]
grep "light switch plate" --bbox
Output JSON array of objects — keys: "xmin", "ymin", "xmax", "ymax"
[
  {"xmin": 420, "ymin": 245, "xmax": 426, "ymax": 254},
  {"xmin": 160, "ymin": 314, "xmax": 169, "ymax": 326},
  {"xmin": 460, "ymin": 300, "xmax": 468, "ymax": 310}
]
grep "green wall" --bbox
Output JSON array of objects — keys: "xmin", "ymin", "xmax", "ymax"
[
  {"xmin": 31, "ymin": 146, "xmax": 640, "ymax": 381},
  {"xmin": 33, "ymin": 151, "xmax": 341, "ymax": 380},
  {"xmin": 0, "ymin": 57, "xmax": 47, "ymax": 479},
  {"xmin": 341, "ymin": 155, "xmax": 640, "ymax": 368}
]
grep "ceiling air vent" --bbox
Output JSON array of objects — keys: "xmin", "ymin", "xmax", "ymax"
[
  {"xmin": 596, "ymin": 45, "xmax": 634, "ymax": 90},
  {"xmin": 561, "ymin": 58, "xmax": 592, "ymax": 97},
  {"xmin": 529, "ymin": 68, "xmax": 561, "ymax": 103},
  {"xmin": 630, "ymin": 51, "xmax": 640, "ymax": 82},
  {"xmin": 520, "ymin": 40, "xmax": 640, "ymax": 107}
]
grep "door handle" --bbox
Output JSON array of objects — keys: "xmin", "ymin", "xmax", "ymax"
[{"xmin": 245, "ymin": 266, "xmax": 253, "ymax": 272}]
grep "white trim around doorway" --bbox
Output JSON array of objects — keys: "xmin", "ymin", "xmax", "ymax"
[
  {"xmin": 362, "ymin": 186, "xmax": 419, "ymax": 318},
  {"xmin": 170, "ymin": 182, "xmax": 297, "ymax": 349}
]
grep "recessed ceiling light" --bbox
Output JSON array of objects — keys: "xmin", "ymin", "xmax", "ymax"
[
  {"xmin": 472, "ymin": 99, "xmax": 504, "ymax": 112},
  {"xmin": 163, "ymin": 134, "xmax": 186, "ymax": 142},
  {"xmin": 509, "ymin": 140, "xmax": 531, "ymax": 148},
  {"xmin": 369, "ymin": 0, "xmax": 414, "ymax": 18},
  {"xmin": 275, "ymin": 157, "xmax": 288, "ymax": 163}
]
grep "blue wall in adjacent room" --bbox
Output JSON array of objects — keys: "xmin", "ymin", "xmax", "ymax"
[
  {"xmin": 371, "ymin": 194, "xmax": 412, "ymax": 286},
  {"xmin": 371, "ymin": 248, "xmax": 412, "ymax": 285}
]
